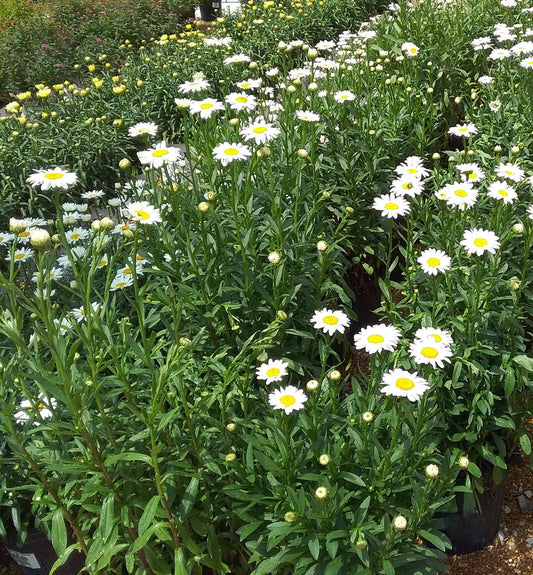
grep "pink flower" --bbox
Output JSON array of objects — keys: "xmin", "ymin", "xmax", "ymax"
[{"xmin": 41, "ymin": 44, "xmax": 51, "ymax": 51}]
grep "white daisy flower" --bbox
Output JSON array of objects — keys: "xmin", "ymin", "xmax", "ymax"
[
  {"xmin": 333, "ymin": 90, "xmax": 356, "ymax": 103},
  {"xmin": 14, "ymin": 395, "xmax": 57, "ymax": 425},
  {"xmin": 489, "ymin": 100, "xmax": 502, "ymax": 112},
  {"xmin": 137, "ymin": 141, "xmax": 183, "ymax": 168},
  {"xmin": 316, "ymin": 40, "xmax": 336, "ymax": 51},
  {"xmin": 235, "ymin": 78, "xmax": 262, "ymax": 90},
  {"xmin": 520, "ymin": 56, "xmax": 533, "ymax": 69},
  {"xmin": 417, "ymin": 248, "xmax": 451, "ymax": 275},
  {"xmin": 225, "ymin": 92, "xmax": 257, "ymax": 112},
  {"xmin": 511, "ymin": 41, "xmax": 533, "ymax": 55},
  {"xmin": 81, "ymin": 189, "xmax": 105, "ymax": 200},
  {"xmin": 212, "ymin": 142, "xmax": 252, "ymax": 166},
  {"xmin": 269, "ymin": 385, "xmax": 308, "ymax": 415},
  {"xmin": 527, "ymin": 205, "xmax": 533, "ymax": 220},
  {"xmin": 128, "ymin": 122, "xmax": 158, "ymax": 138},
  {"xmin": 127, "ymin": 201, "xmax": 162, "ymax": 225},
  {"xmin": 223, "ymin": 54, "xmax": 251, "ymax": 66},
  {"xmin": 401, "ymin": 42, "xmax": 420, "ymax": 57},
  {"xmin": 478, "ymin": 75, "xmax": 494, "ymax": 85},
  {"xmin": 489, "ymin": 48, "xmax": 511, "ymax": 60},
  {"xmin": 372, "ymin": 193, "xmax": 410, "ymax": 219},
  {"xmin": 455, "ymin": 163, "xmax": 485, "ymax": 182},
  {"xmin": 0, "ymin": 232, "xmax": 14, "ymax": 245},
  {"xmin": 414, "ymin": 327, "xmax": 454, "ymax": 347},
  {"xmin": 256, "ymin": 359, "xmax": 289, "ymax": 384},
  {"xmin": 295, "ymin": 110, "xmax": 321, "ymax": 122},
  {"xmin": 487, "ymin": 181, "xmax": 518, "ymax": 204},
  {"xmin": 409, "ymin": 339, "xmax": 452, "ymax": 369},
  {"xmin": 110, "ymin": 274, "xmax": 134, "ymax": 291},
  {"xmin": 437, "ymin": 182, "xmax": 478, "ymax": 210},
  {"xmin": 240, "ymin": 119, "xmax": 280, "ymax": 145},
  {"xmin": 27, "ymin": 167, "xmax": 78, "ymax": 190},
  {"xmin": 495, "ymin": 162, "xmax": 525, "ymax": 182},
  {"xmin": 310, "ymin": 308, "xmax": 350, "ymax": 336},
  {"xmin": 65, "ymin": 227, "xmax": 90, "ymax": 244},
  {"xmin": 178, "ymin": 78, "xmax": 210, "ymax": 94},
  {"xmin": 288, "ymin": 67, "xmax": 312, "ymax": 80},
  {"xmin": 381, "ymin": 369, "xmax": 429, "ymax": 402},
  {"xmin": 353, "ymin": 323, "xmax": 401, "ymax": 354},
  {"xmin": 70, "ymin": 302, "xmax": 100, "ymax": 323},
  {"xmin": 390, "ymin": 175, "xmax": 425, "ymax": 198},
  {"xmin": 460, "ymin": 228, "xmax": 500, "ymax": 256},
  {"xmin": 448, "ymin": 123, "xmax": 478, "ymax": 138},
  {"xmin": 6, "ymin": 248, "xmax": 33, "ymax": 263},
  {"xmin": 394, "ymin": 156, "xmax": 429, "ymax": 179},
  {"xmin": 189, "ymin": 98, "xmax": 225, "ymax": 119}
]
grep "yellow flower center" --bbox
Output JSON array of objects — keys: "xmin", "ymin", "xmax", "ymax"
[
  {"xmin": 98, "ymin": 260, "xmax": 107, "ymax": 267},
  {"xmin": 280, "ymin": 394, "xmax": 296, "ymax": 407},
  {"xmin": 468, "ymin": 173, "xmax": 478, "ymax": 179},
  {"xmin": 505, "ymin": 170, "xmax": 513, "ymax": 176},
  {"xmin": 459, "ymin": 127, "xmax": 468, "ymax": 132},
  {"xmin": 15, "ymin": 253, "xmax": 25, "ymax": 259},
  {"xmin": 421, "ymin": 347, "xmax": 438, "ymax": 358},
  {"xmin": 454, "ymin": 189, "xmax": 467, "ymax": 197},
  {"xmin": 323, "ymin": 315, "xmax": 338, "ymax": 325},
  {"xmin": 236, "ymin": 96, "xmax": 248, "ymax": 103},
  {"xmin": 135, "ymin": 210, "xmax": 151, "ymax": 220},
  {"xmin": 407, "ymin": 168, "xmax": 418, "ymax": 174},
  {"xmin": 385, "ymin": 202, "xmax": 398, "ymax": 210},
  {"xmin": 200, "ymin": 102, "xmax": 213, "ymax": 109},
  {"xmin": 224, "ymin": 147, "xmax": 239, "ymax": 156},
  {"xmin": 29, "ymin": 402, "xmax": 46, "ymax": 413},
  {"xmin": 473, "ymin": 237, "xmax": 487, "ymax": 247},
  {"xmin": 253, "ymin": 126, "xmax": 267, "ymax": 133},
  {"xmin": 410, "ymin": 48, "xmax": 417, "ymax": 53},
  {"xmin": 368, "ymin": 334, "xmax": 384, "ymax": 344},
  {"xmin": 498, "ymin": 189, "xmax": 508, "ymax": 197},
  {"xmin": 71, "ymin": 233, "xmax": 80, "ymax": 240},
  {"xmin": 431, "ymin": 334, "xmax": 442, "ymax": 342},
  {"xmin": 152, "ymin": 149, "xmax": 169, "ymax": 158},
  {"xmin": 44, "ymin": 172, "xmax": 64, "ymax": 180},
  {"xmin": 396, "ymin": 377, "xmax": 415, "ymax": 390},
  {"xmin": 241, "ymin": 83, "xmax": 250, "ymax": 88},
  {"xmin": 123, "ymin": 267, "xmax": 133, "ymax": 274},
  {"xmin": 19, "ymin": 231, "xmax": 29, "ymax": 237},
  {"xmin": 116, "ymin": 282, "xmax": 127, "ymax": 288},
  {"xmin": 402, "ymin": 182, "xmax": 413, "ymax": 189},
  {"xmin": 266, "ymin": 367, "xmax": 280, "ymax": 378},
  {"xmin": 427, "ymin": 257, "xmax": 440, "ymax": 267}
]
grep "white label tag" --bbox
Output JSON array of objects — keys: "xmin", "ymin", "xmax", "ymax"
[{"xmin": 6, "ymin": 548, "xmax": 41, "ymax": 570}]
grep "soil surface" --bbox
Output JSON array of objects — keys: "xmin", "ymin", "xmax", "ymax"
[{"xmin": 446, "ymin": 450, "xmax": 533, "ymax": 574}]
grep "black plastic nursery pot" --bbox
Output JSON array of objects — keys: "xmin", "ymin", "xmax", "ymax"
[{"xmin": 436, "ymin": 471, "xmax": 506, "ymax": 555}]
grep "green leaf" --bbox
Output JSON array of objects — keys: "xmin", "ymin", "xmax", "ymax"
[
  {"xmin": 99, "ymin": 494, "xmax": 115, "ymax": 540},
  {"xmin": 49, "ymin": 544, "xmax": 79, "ymax": 575},
  {"xmin": 513, "ymin": 355, "xmax": 533, "ymax": 371},
  {"xmin": 105, "ymin": 452, "xmax": 153, "ymax": 467},
  {"xmin": 467, "ymin": 462, "xmax": 482, "ymax": 478},
  {"xmin": 382, "ymin": 558, "xmax": 395, "ymax": 575},
  {"xmin": 324, "ymin": 556, "xmax": 344, "ymax": 575},
  {"xmin": 418, "ymin": 529, "xmax": 449, "ymax": 552},
  {"xmin": 178, "ymin": 476, "xmax": 200, "ymax": 520},
  {"xmin": 308, "ymin": 534, "xmax": 320, "ymax": 561},
  {"xmin": 130, "ymin": 522, "xmax": 168, "ymax": 554},
  {"xmin": 51, "ymin": 509, "xmax": 68, "ymax": 557},
  {"xmin": 174, "ymin": 548, "xmax": 189, "ymax": 575},
  {"xmin": 520, "ymin": 433, "xmax": 532, "ymax": 456},
  {"xmin": 138, "ymin": 495, "xmax": 160, "ymax": 536}
]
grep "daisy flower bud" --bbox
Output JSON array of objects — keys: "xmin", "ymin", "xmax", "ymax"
[
  {"xmin": 277, "ymin": 310, "xmax": 288, "ymax": 321},
  {"xmin": 268, "ymin": 251, "xmax": 281, "ymax": 264},
  {"xmin": 284, "ymin": 511, "xmax": 296, "ymax": 523},
  {"xmin": 513, "ymin": 223, "xmax": 524, "ymax": 234},
  {"xmin": 30, "ymin": 228, "xmax": 51, "ymax": 249},
  {"xmin": 356, "ymin": 536, "xmax": 368, "ymax": 549},
  {"xmin": 315, "ymin": 486, "xmax": 328, "ymax": 500},
  {"xmin": 225, "ymin": 452, "xmax": 237, "ymax": 462},
  {"xmin": 318, "ymin": 454, "xmax": 330, "ymax": 465},
  {"xmin": 316, "ymin": 240, "xmax": 328, "ymax": 252},
  {"xmin": 329, "ymin": 370, "xmax": 341, "ymax": 381},
  {"xmin": 197, "ymin": 201, "xmax": 210, "ymax": 213},
  {"xmin": 458, "ymin": 456, "xmax": 469, "ymax": 469},
  {"xmin": 297, "ymin": 149, "xmax": 308, "ymax": 159},
  {"xmin": 306, "ymin": 379, "xmax": 319, "ymax": 391},
  {"xmin": 362, "ymin": 411, "xmax": 374, "ymax": 423},
  {"xmin": 425, "ymin": 464, "xmax": 439, "ymax": 479},
  {"xmin": 119, "ymin": 158, "xmax": 131, "ymax": 170},
  {"xmin": 226, "ymin": 422, "xmax": 237, "ymax": 432},
  {"xmin": 393, "ymin": 515, "xmax": 408, "ymax": 531}
]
